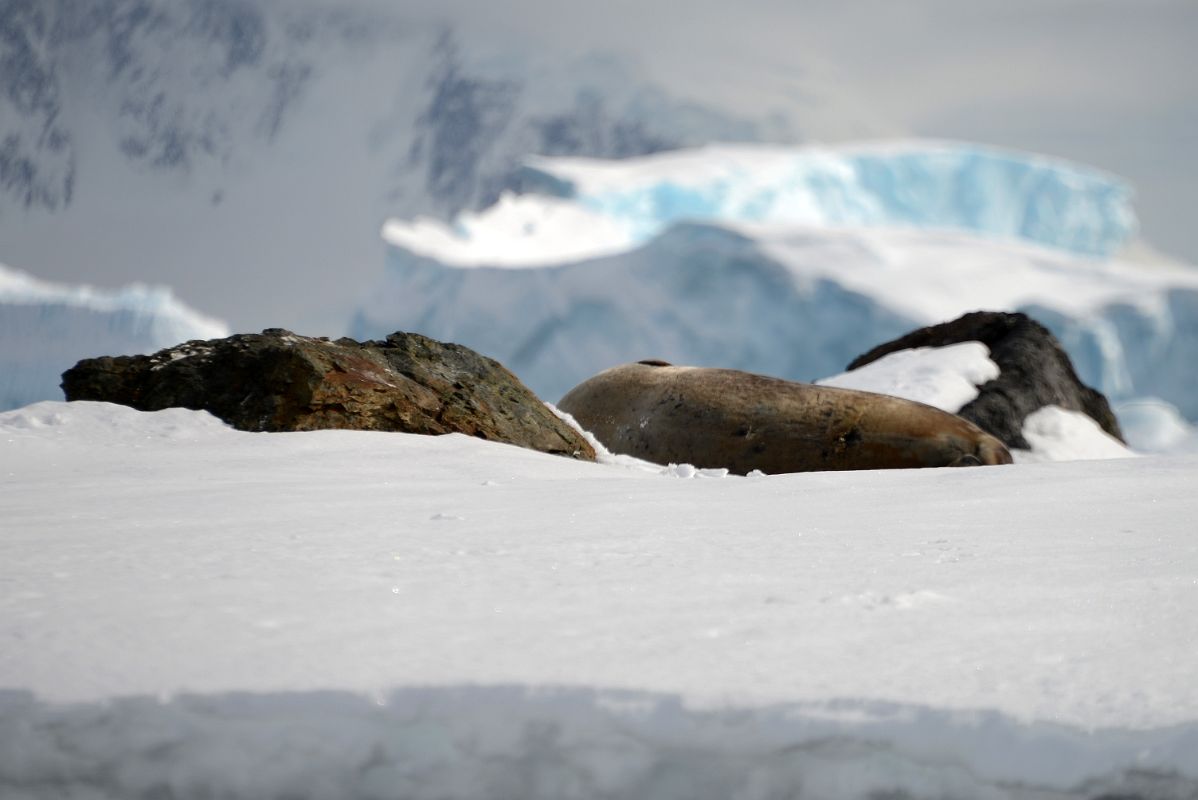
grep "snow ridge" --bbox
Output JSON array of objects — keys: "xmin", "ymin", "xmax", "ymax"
[{"xmin": 2, "ymin": 687, "xmax": 1195, "ymax": 800}]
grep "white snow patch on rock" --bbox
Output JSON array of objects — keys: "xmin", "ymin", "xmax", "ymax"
[
  {"xmin": 1014, "ymin": 406, "xmax": 1136, "ymax": 463},
  {"xmin": 816, "ymin": 342, "xmax": 999, "ymax": 413}
]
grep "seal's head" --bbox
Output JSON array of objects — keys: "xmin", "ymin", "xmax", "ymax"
[
  {"xmin": 976, "ymin": 433, "xmax": 1015, "ymax": 466},
  {"xmin": 949, "ymin": 432, "xmax": 1013, "ymax": 467}
]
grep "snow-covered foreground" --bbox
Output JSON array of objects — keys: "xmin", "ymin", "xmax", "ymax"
[{"xmin": 2, "ymin": 401, "xmax": 1197, "ymax": 798}]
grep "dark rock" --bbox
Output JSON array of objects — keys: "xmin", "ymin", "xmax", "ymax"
[
  {"xmin": 847, "ymin": 311, "xmax": 1123, "ymax": 450},
  {"xmin": 61, "ymin": 329, "xmax": 595, "ymax": 460}
]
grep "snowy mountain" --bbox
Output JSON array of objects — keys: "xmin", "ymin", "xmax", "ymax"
[
  {"xmin": 0, "ymin": 261, "xmax": 227, "ymax": 410},
  {"xmin": 0, "ymin": 0, "xmax": 880, "ymax": 333},
  {"xmin": 357, "ymin": 142, "xmax": 1198, "ymax": 424}
]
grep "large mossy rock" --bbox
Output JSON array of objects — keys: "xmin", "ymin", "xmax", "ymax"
[
  {"xmin": 61, "ymin": 329, "xmax": 595, "ymax": 460},
  {"xmin": 848, "ymin": 311, "xmax": 1123, "ymax": 450}
]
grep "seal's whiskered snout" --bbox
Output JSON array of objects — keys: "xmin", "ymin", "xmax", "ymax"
[
  {"xmin": 949, "ymin": 454, "xmax": 983, "ymax": 467},
  {"xmin": 979, "ymin": 437, "xmax": 1015, "ymax": 466}
]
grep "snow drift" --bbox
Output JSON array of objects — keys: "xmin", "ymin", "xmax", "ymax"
[{"xmin": 0, "ymin": 262, "xmax": 228, "ymax": 410}]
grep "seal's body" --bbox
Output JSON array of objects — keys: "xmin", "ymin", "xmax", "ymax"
[{"xmin": 558, "ymin": 362, "xmax": 1012, "ymax": 474}]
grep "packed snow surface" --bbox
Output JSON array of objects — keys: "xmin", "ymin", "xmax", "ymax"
[
  {"xmin": 383, "ymin": 141, "xmax": 1138, "ymax": 264},
  {"xmin": 0, "ymin": 262, "xmax": 229, "ymax": 411},
  {"xmin": 2, "ymin": 401, "xmax": 1197, "ymax": 798}
]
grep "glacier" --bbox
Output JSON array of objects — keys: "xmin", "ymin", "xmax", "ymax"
[
  {"xmin": 360, "ymin": 142, "xmax": 1198, "ymax": 421},
  {"xmin": 0, "ymin": 262, "xmax": 228, "ymax": 411}
]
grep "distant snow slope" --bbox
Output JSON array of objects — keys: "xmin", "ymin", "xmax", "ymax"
[
  {"xmin": 359, "ymin": 143, "xmax": 1198, "ymax": 418},
  {"xmin": 2, "ymin": 401, "xmax": 1196, "ymax": 797},
  {"xmin": 0, "ymin": 262, "xmax": 228, "ymax": 410}
]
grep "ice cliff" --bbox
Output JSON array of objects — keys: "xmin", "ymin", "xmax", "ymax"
[
  {"xmin": 0, "ymin": 263, "xmax": 228, "ymax": 410},
  {"xmin": 360, "ymin": 142, "xmax": 1198, "ymax": 421},
  {"xmin": 514, "ymin": 142, "xmax": 1138, "ymax": 258}
]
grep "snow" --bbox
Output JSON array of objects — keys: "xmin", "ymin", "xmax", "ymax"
[
  {"xmin": 1015, "ymin": 406, "xmax": 1137, "ymax": 463},
  {"xmin": 816, "ymin": 342, "xmax": 1000, "ymax": 413},
  {"xmin": 381, "ymin": 195, "xmax": 636, "ymax": 268},
  {"xmin": 1116, "ymin": 398, "xmax": 1198, "ymax": 455},
  {"xmin": 0, "ymin": 262, "xmax": 230, "ymax": 411},
  {"xmin": 1, "ymin": 400, "xmax": 1196, "ymax": 796},
  {"xmin": 385, "ymin": 141, "xmax": 1138, "ymax": 264}
]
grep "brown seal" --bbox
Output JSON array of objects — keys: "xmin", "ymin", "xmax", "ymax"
[{"xmin": 558, "ymin": 362, "xmax": 1013, "ymax": 474}]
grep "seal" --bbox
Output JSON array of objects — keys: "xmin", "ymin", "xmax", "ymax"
[{"xmin": 557, "ymin": 361, "xmax": 1013, "ymax": 474}]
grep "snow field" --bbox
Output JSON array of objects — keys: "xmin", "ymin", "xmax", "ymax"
[{"xmin": 2, "ymin": 401, "xmax": 1197, "ymax": 797}]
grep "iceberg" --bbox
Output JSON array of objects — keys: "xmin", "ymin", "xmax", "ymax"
[
  {"xmin": 359, "ymin": 142, "xmax": 1197, "ymax": 419},
  {"xmin": 412, "ymin": 140, "xmax": 1139, "ymax": 261},
  {"xmin": 0, "ymin": 263, "xmax": 229, "ymax": 410}
]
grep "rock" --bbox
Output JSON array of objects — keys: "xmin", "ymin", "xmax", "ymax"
[
  {"xmin": 61, "ymin": 329, "xmax": 595, "ymax": 460},
  {"xmin": 847, "ymin": 311, "xmax": 1123, "ymax": 449}
]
